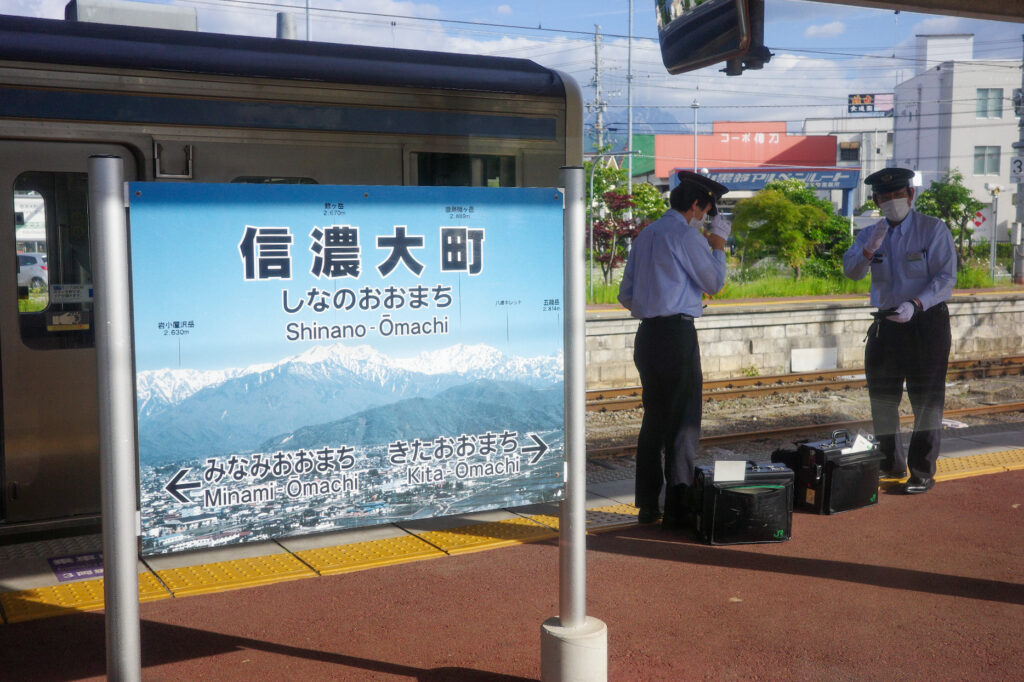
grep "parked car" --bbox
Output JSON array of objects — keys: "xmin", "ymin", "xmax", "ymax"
[{"xmin": 17, "ymin": 252, "xmax": 47, "ymax": 289}]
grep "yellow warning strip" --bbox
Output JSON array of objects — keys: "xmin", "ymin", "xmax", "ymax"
[
  {"xmin": 586, "ymin": 504, "xmax": 641, "ymax": 533},
  {"xmin": 523, "ymin": 513, "xmax": 560, "ymax": 531},
  {"xmin": 935, "ymin": 448, "xmax": 1024, "ymax": 481},
  {"xmin": 0, "ymin": 573, "xmax": 169, "ymax": 624},
  {"xmin": 295, "ymin": 534, "xmax": 446, "ymax": 576},
  {"xmin": 155, "ymin": 552, "xmax": 315, "ymax": 598},
  {"xmin": 413, "ymin": 516, "xmax": 558, "ymax": 555}
]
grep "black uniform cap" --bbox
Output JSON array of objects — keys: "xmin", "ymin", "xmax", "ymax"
[
  {"xmin": 864, "ymin": 167, "xmax": 915, "ymax": 194},
  {"xmin": 676, "ymin": 170, "xmax": 729, "ymax": 216}
]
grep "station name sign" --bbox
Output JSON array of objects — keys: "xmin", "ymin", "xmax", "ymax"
[{"xmin": 128, "ymin": 183, "xmax": 567, "ymax": 556}]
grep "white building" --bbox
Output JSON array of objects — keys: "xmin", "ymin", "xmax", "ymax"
[
  {"xmin": 892, "ymin": 34, "xmax": 1019, "ymax": 244},
  {"xmin": 802, "ymin": 115, "xmax": 894, "ymax": 214}
]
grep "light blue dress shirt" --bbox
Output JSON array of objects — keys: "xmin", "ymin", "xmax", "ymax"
[
  {"xmin": 618, "ymin": 209, "xmax": 726, "ymax": 318},
  {"xmin": 842, "ymin": 209, "xmax": 956, "ymax": 311}
]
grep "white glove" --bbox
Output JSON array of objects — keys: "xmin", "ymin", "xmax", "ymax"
[
  {"xmin": 709, "ymin": 213, "xmax": 731, "ymax": 239},
  {"xmin": 864, "ymin": 221, "xmax": 889, "ymax": 253},
  {"xmin": 887, "ymin": 301, "xmax": 915, "ymax": 323}
]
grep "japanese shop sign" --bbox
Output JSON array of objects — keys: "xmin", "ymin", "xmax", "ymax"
[
  {"xmin": 847, "ymin": 93, "xmax": 893, "ymax": 114},
  {"xmin": 128, "ymin": 183, "xmax": 565, "ymax": 556},
  {"xmin": 673, "ymin": 167, "xmax": 861, "ymax": 191}
]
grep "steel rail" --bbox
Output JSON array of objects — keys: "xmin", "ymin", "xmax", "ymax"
[
  {"xmin": 587, "ymin": 356, "xmax": 1024, "ymax": 412},
  {"xmin": 586, "ymin": 400, "xmax": 1024, "ymax": 458}
]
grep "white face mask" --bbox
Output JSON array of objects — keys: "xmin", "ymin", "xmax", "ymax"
[
  {"xmin": 880, "ymin": 197, "xmax": 911, "ymax": 224},
  {"xmin": 689, "ymin": 216, "xmax": 704, "ymax": 229}
]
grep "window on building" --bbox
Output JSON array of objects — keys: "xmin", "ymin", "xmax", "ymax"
[
  {"xmin": 839, "ymin": 142, "xmax": 860, "ymax": 162},
  {"xmin": 976, "ymin": 88, "xmax": 1003, "ymax": 118},
  {"xmin": 973, "ymin": 146, "xmax": 1001, "ymax": 175}
]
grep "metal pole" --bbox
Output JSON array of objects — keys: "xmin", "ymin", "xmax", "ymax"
[
  {"xmin": 692, "ymin": 100, "xmax": 699, "ymax": 171},
  {"xmin": 305, "ymin": 0, "xmax": 311, "ymax": 40},
  {"xmin": 541, "ymin": 167, "xmax": 606, "ymax": 682},
  {"xmin": 990, "ymin": 188, "xmax": 999, "ymax": 284},
  {"xmin": 276, "ymin": 12, "xmax": 296, "ymax": 39},
  {"xmin": 560, "ymin": 166, "xmax": 587, "ymax": 628},
  {"xmin": 89, "ymin": 155, "xmax": 141, "ymax": 682},
  {"xmin": 626, "ymin": 0, "xmax": 633, "ymax": 210},
  {"xmin": 589, "ymin": 159, "xmax": 600, "ymax": 303},
  {"xmin": 1015, "ymin": 34, "xmax": 1024, "ymax": 284}
]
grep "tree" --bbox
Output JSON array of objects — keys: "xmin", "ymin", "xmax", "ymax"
[
  {"xmin": 731, "ymin": 179, "xmax": 851, "ymax": 279},
  {"xmin": 584, "ymin": 155, "xmax": 667, "ymax": 286},
  {"xmin": 913, "ymin": 169, "xmax": 982, "ymax": 269}
]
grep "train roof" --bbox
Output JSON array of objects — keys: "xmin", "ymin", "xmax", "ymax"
[{"xmin": 0, "ymin": 14, "xmax": 567, "ymax": 98}]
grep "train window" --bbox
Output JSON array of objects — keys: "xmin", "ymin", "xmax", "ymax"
[
  {"xmin": 413, "ymin": 153, "xmax": 516, "ymax": 187},
  {"xmin": 13, "ymin": 172, "xmax": 94, "ymax": 350},
  {"xmin": 232, "ymin": 176, "xmax": 318, "ymax": 184}
]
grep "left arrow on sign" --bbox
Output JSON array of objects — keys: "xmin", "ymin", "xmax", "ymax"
[{"xmin": 165, "ymin": 468, "xmax": 201, "ymax": 503}]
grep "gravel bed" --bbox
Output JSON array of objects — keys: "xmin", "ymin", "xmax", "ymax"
[{"xmin": 586, "ymin": 375, "xmax": 1024, "ymax": 463}]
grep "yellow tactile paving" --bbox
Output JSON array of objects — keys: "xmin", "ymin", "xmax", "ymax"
[
  {"xmin": 414, "ymin": 517, "xmax": 558, "ymax": 555},
  {"xmin": 936, "ymin": 449, "xmax": 1024, "ymax": 481},
  {"xmin": 586, "ymin": 504, "xmax": 640, "ymax": 532},
  {"xmin": 294, "ymin": 534, "xmax": 446, "ymax": 576},
  {"xmin": 524, "ymin": 513, "xmax": 561, "ymax": 531},
  {"xmin": 154, "ymin": 552, "xmax": 316, "ymax": 597},
  {"xmin": 0, "ymin": 573, "xmax": 170, "ymax": 624}
]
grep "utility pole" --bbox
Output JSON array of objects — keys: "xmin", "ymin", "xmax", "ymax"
[
  {"xmin": 691, "ymin": 100, "xmax": 699, "ymax": 172},
  {"xmin": 588, "ymin": 26, "xmax": 608, "ymax": 153},
  {"xmin": 627, "ymin": 0, "xmax": 633, "ymax": 208},
  {"xmin": 1013, "ymin": 35, "xmax": 1024, "ymax": 284}
]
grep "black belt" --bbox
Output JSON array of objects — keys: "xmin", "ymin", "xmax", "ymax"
[{"xmin": 642, "ymin": 313, "xmax": 694, "ymax": 322}]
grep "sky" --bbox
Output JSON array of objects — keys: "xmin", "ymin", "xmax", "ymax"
[{"xmin": 4, "ymin": 1, "xmax": 1022, "ymax": 143}]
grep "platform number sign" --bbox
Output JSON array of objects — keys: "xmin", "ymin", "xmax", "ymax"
[{"xmin": 1011, "ymin": 156, "xmax": 1024, "ymax": 184}]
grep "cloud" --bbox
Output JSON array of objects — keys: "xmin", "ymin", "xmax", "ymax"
[
  {"xmin": 497, "ymin": 4, "xmax": 512, "ymax": 16},
  {"xmin": 804, "ymin": 21, "xmax": 845, "ymax": 38}
]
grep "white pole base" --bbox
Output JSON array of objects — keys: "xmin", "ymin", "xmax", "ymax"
[{"xmin": 540, "ymin": 616, "xmax": 608, "ymax": 682}]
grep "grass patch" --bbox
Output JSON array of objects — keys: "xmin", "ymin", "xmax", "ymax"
[
  {"xmin": 586, "ymin": 265, "xmax": 1013, "ymax": 305},
  {"xmin": 719, "ymin": 276, "xmax": 870, "ymax": 299}
]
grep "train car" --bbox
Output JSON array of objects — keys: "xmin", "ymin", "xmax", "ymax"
[{"xmin": 0, "ymin": 13, "xmax": 582, "ymax": 535}]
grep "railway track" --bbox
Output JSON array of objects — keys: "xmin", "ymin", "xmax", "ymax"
[
  {"xmin": 586, "ymin": 355, "xmax": 1024, "ymax": 412},
  {"xmin": 587, "ymin": 400, "xmax": 1024, "ymax": 458}
]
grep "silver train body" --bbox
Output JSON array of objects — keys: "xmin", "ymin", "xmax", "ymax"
[{"xmin": 0, "ymin": 14, "xmax": 582, "ymax": 534}]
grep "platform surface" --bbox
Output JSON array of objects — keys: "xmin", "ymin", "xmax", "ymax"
[{"xmin": 1, "ymin": 423, "xmax": 1022, "ymax": 680}]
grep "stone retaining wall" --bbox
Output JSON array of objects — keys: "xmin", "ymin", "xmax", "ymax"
[{"xmin": 585, "ymin": 292, "xmax": 1024, "ymax": 388}]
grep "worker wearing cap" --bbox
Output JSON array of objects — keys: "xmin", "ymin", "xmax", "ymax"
[
  {"xmin": 843, "ymin": 167, "xmax": 956, "ymax": 494},
  {"xmin": 618, "ymin": 170, "xmax": 730, "ymax": 528}
]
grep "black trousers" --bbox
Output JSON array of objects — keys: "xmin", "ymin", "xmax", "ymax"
[
  {"xmin": 633, "ymin": 316, "xmax": 702, "ymax": 512},
  {"xmin": 865, "ymin": 302, "xmax": 951, "ymax": 480}
]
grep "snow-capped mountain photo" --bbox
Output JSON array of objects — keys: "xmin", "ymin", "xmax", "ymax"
[{"xmin": 136, "ymin": 342, "xmax": 563, "ymax": 463}]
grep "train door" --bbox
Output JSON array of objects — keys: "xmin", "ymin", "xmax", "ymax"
[{"xmin": 1, "ymin": 141, "xmax": 138, "ymax": 528}]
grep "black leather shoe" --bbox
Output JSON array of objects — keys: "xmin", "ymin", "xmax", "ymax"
[
  {"xmin": 637, "ymin": 507, "xmax": 663, "ymax": 524},
  {"xmin": 903, "ymin": 477, "xmax": 935, "ymax": 494},
  {"xmin": 879, "ymin": 468, "xmax": 908, "ymax": 480}
]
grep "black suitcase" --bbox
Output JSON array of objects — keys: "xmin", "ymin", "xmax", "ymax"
[
  {"xmin": 795, "ymin": 430, "xmax": 884, "ymax": 514},
  {"xmin": 691, "ymin": 461, "xmax": 793, "ymax": 545}
]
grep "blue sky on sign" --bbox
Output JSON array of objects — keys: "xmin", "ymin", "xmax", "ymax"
[
  {"xmin": 127, "ymin": 183, "xmax": 565, "ymax": 371},
  {"xmin": 6, "ymin": 1, "xmax": 1022, "ymax": 139}
]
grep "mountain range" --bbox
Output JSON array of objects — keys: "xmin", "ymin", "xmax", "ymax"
[{"xmin": 136, "ymin": 342, "xmax": 562, "ymax": 463}]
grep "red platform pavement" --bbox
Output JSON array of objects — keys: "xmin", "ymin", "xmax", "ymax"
[{"xmin": 3, "ymin": 470, "xmax": 1023, "ymax": 681}]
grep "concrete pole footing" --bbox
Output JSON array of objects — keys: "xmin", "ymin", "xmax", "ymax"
[{"xmin": 540, "ymin": 616, "xmax": 608, "ymax": 681}]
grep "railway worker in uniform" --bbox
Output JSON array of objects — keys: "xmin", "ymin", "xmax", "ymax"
[
  {"xmin": 842, "ymin": 167, "xmax": 956, "ymax": 494},
  {"xmin": 618, "ymin": 170, "xmax": 730, "ymax": 528}
]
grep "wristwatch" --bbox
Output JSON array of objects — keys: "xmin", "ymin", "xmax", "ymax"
[{"xmin": 912, "ymin": 299, "xmax": 923, "ymax": 312}]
